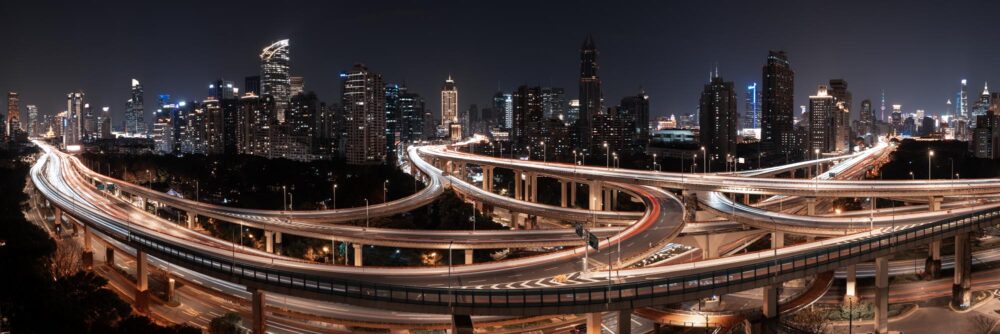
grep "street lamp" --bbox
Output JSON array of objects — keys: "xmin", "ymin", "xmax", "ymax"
[
  {"xmin": 909, "ymin": 171, "xmax": 914, "ymax": 180},
  {"xmin": 282, "ymin": 185, "xmax": 287, "ymax": 211},
  {"xmin": 604, "ymin": 142, "xmax": 610, "ymax": 169},
  {"xmin": 928, "ymin": 150, "xmax": 934, "ymax": 180},
  {"xmin": 364, "ymin": 198, "xmax": 370, "ymax": 229},
  {"xmin": 813, "ymin": 148, "xmax": 820, "ymax": 177},
  {"xmin": 332, "ymin": 183, "xmax": 338, "ymax": 209},
  {"xmin": 949, "ymin": 158, "xmax": 954, "ymax": 180},
  {"xmin": 526, "ymin": 146, "xmax": 532, "ymax": 161},
  {"xmin": 652, "ymin": 153, "xmax": 659, "ymax": 172},
  {"xmin": 383, "ymin": 180, "xmax": 389, "ymax": 203},
  {"xmin": 700, "ymin": 146, "xmax": 706, "ymax": 173},
  {"xmin": 540, "ymin": 141, "xmax": 547, "ymax": 163},
  {"xmin": 613, "ymin": 152, "xmax": 619, "ymax": 168}
]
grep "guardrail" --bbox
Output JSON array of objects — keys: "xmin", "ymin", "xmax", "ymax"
[{"xmin": 123, "ymin": 202, "xmax": 1000, "ymax": 315}]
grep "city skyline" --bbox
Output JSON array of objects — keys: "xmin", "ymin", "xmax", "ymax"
[{"xmin": 3, "ymin": 1, "xmax": 1000, "ymax": 123}]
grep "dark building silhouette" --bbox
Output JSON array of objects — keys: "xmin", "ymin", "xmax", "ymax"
[
  {"xmin": 578, "ymin": 34, "xmax": 601, "ymax": 151},
  {"xmin": 699, "ymin": 74, "xmax": 738, "ymax": 168},
  {"xmin": 761, "ymin": 51, "xmax": 795, "ymax": 155}
]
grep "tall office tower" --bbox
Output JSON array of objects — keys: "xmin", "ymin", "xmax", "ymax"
[
  {"xmin": 578, "ymin": 34, "xmax": 602, "ymax": 150},
  {"xmin": 125, "ymin": 79, "xmax": 146, "ymax": 136},
  {"xmin": 260, "ymin": 39, "xmax": 291, "ymax": 123},
  {"xmin": 152, "ymin": 102, "xmax": 174, "ymax": 154},
  {"xmin": 880, "ymin": 90, "xmax": 887, "ymax": 122},
  {"xmin": 183, "ymin": 102, "xmax": 209, "ymax": 154},
  {"xmin": 98, "ymin": 107, "xmax": 112, "ymax": 139},
  {"xmin": 541, "ymin": 87, "xmax": 566, "ymax": 119},
  {"xmin": 289, "ymin": 76, "xmax": 304, "ymax": 97},
  {"xmin": 860, "ymin": 99, "xmax": 875, "ymax": 142},
  {"xmin": 399, "ymin": 87, "xmax": 425, "ymax": 142},
  {"xmin": 960, "ymin": 79, "xmax": 969, "ymax": 120},
  {"xmin": 807, "ymin": 85, "xmax": 836, "ymax": 154},
  {"xmin": 342, "ymin": 64, "xmax": 386, "ymax": 165},
  {"xmin": 890, "ymin": 104, "xmax": 903, "ymax": 133},
  {"xmin": 828, "ymin": 79, "xmax": 851, "ymax": 152},
  {"xmin": 278, "ymin": 92, "xmax": 318, "ymax": 161},
  {"xmin": 236, "ymin": 94, "xmax": 274, "ymax": 156},
  {"xmin": 203, "ymin": 98, "xmax": 226, "ymax": 155},
  {"xmin": 26, "ymin": 104, "xmax": 38, "ymax": 137},
  {"xmin": 972, "ymin": 82, "xmax": 991, "ymax": 128},
  {"xmin": 64, "ymin": 92, "xmax": 84, "ymax": 147},
  {"xmin": 209, "ymin": 80, "xmax": 238, "ymax": 100},
  {"xmin": 566, "ymin": 99, "xmax": 580, "ymax": 124},
  {"xmin": 440, "ymin": 76, "xmax": 460, "ymax": 140},
  {"xmin": 244, "ymin": 76, "xmax": 261, "ymax": 96},
  {"xmin": 6, "ymin": 92, "xmax": 20, "ymax": 138},
  {"xmin": 385, "ymin": 84, "xmax": 401, "ymax": 157},
  {"xmin": 462, "ymin": 104, "xmax": 477, "ymax": 137},
  {"xmin": 208, "ymin": 80, "xmax": 240, "ymax": 155},
  {"xmin": 82, "ymin": 103, "xmax": 97, "ymax": 141},
  {"xmin": 743, "ymin": 82, "xmax": 760, "ymax": 129},
  {"xmin": 699, "ymin": 74, "xmax": 738, "ymax": 167},
  {"xmin": 760, "ymin": 51, "xmax": 795, "ymax": 155},
  {"xmin": 492, "ymin": 91, "xmax": 508, "ymax": 128},
  {"xmin": 513, "ymin": 85, "xmax": 544, "ymax": 156},
  {"xmin": 619, "ymin": 90, "xmax": 650, "ymax": 150}
]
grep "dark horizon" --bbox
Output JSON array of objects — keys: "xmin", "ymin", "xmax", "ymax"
[{"xmin": 2, "ymin": 0, "xmax": 999, "ymax": 123}]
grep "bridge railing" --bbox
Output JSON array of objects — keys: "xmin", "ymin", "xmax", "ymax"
[{"xmin": 126, "ymin": 206, "xmax": 1000, "ymax": 310}]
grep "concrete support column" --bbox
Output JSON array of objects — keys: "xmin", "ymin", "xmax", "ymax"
[
  {"xmin": 510, "ymin": 212, "xmax": 521, "ymax": 230},
  {"xmin": 275, "ymin": 232, "xmax": 283, "ymax": 255},
  {"xmin": 481, "ymin": 166, "xmax": 493, "ymax": 192},
  {"xmin": 925, "ymin": 239, "xmax": 942, "ymax": 279},
  {"xmin": 353, "ymin": 244, "xmax": 364, "ymax": 267},
  {"xmin": 771, "ymin": 231, "xmax": 785, "ymax": 249},
  {"xmin": 251, "ymin": 288, "xmax": 266, "ymax": 334},
  {"xmin": 953, "ymin": 233, "xmax": 972, "ymax": 310},
  {"xmin": 330, "ymin": 239, "xmax": 337, "ymax": 264},
  {"xmin": 529, "ymin": 172, "xmax": 538, "ymax": 203},
  {"xmin": 451, "ymin": 314, "xmax": 474, "ymax": 334},
  {"xmin": 929, "ymin": 196, "xmax": 943, "ymax": 212},
  {"xmin": 805, "ymin": 197, "xmax": 817, "ymax": 216},
  {"xmin": 82, "ymin": 224, "xmax": 93, "ymax": 269},
  {"xmin": 845, "ymin": 264, "xmax": 858, "ymax": 303},
  {"xmin": 612, "ymin": 189, "xmax": 619, "ymax": 210},
  {"xmin": 135, "ymin": 249, "xmax": 149, "ymax": 313},
  {"xmin": 559, "ymin": 179, "xmax": 568, "ymax": 207},
  {"xmin": 264, "ymin": 231, "xmax": 274, "ymax": 253},
  {"xmin": 105, "ymin": 248, "xmax": 115, "ymax": 267},
  {"xmin": 464, "ymin": 249, "xmax": 473, "ymax": 265},
  {"xmin": 570, "ymin": 181, "xmax": 577, "ymax": 207},
  {"xmin": 603, "ymin": 189, "xmax": 612, "ymax": 212},
  {"xmin": 874, "ymin": 256, "xmax": 889, "ymax": 334},
  {"xmin": 166, "ymin": 277, "xmax": 176, "ymax": 305},
  {"xmin": 762, "ymin": 285, "xmax": 779, "ymax": 319},
  {"xmin": 586, "ymin": 312, "xmax": 602, "ymax": 334},
  {"xmin": 514, "ymin": 170, "xmax": 523, "ymax": 200},
  {"xmin": 54, "ymin": 207, "xmax": 63, "ymax": 227},
  {"xmin": 589, "ymin": 181, "xmax": 604, "ymax": 211},
  {"xmin": 617, "ymin": 309, "xmax": 632, "ymax": 334},
  {"xmin": 186, "ymin": 212, "xmax": 196, "ymax": 229}
]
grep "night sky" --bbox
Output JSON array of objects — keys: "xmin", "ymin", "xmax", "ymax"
[{"xmin": 2, "ymin": 0, "xmax": 999, "ymax": 122}]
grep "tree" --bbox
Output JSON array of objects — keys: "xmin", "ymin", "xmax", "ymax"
[
  {"xmin": 51, "ymin": 242, "xmax": 83, "ymax": 277},
  {"xmin": 209, "ymin": 312, "xmax": 248, "ymax": 334},
  {"xmin": 114, "ymin": 315, "xmax": 201, "ymax": 334},
  {"xmin": 49, "ymin": 271, "xmax": 133, "ymax": 332},
  {"xmin": 785, "ymin": 308, "xmax": 829, "ymax": 334}
]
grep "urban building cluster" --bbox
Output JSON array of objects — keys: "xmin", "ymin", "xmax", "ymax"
[{"xmin": 4, "ymin": 37, "xmax": 1000, "ymax": 165}]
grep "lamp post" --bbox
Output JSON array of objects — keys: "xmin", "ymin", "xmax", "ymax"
[
  {"xmin": 700, "ymin": 146, "xmax": 706, "ymax": 173},
  {"xmin": 364, "ymin": 198, "xmax": 370, "ymax": 229},
  {"xmin": 653, "ymin": 153, "xmax": 659, "ymax": 172},
  {"xmin": 332, "ymin": 183, "xmax": 338, "ymax": 209},
  {"xmin": 928, "ymin": 150, "xmax": 934, "ymax": 180},
  {"xmin": 282, "ymin": 185, "xmax": 287, "ymax": 211},
  {"xmin": 909, "ymin": 171, "xmax": 914, "ymax": 180},
  {"xmin": 383, "ymin": 180, "xmax": 389, "ymax": 203},
  {"xmin": 604, "ymin": 142, "xmax": 610, "ymax": 169},
  {"xmin": 540, "ymin": 141, "xmax": 546, "ymax": 163},
  {"xmin": 814, "ymin": 148, "xmax": 820, "ymax": 177},
  {"xmin": 613, "ymin": 152, "xmax": 619, "ymax": 168},
  {"xmin": 526, "ymin": 146, "xmax": 532, "ymax": 161},
  {"xmin": 949, "ymin": 157, "xmax": 954, "ymax": 180}
]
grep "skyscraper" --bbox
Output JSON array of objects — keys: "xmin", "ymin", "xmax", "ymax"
[
  {"xmin": 860, "ymin": 99, "xmax": 875, "ymax": 142},
  {"xmin": 743, "ymin": 82, "xmax": 760, "ymax": 129},
  {"xmin": 125, "ymin": 79, "xmax": 146, "ymax": 136},
  {"xmin": 244, "ymin": 76, "xmax": 261, "ymax": 96},
  {"xmin": 807, "ymin": 85, "xmax": 835, "ymax": 154},
  {"xmin": 342, "ymin": 64, "xmax": 386, "ymax": 165},
  {"xmin": 260, "ymin": 39, "xmax": 291, "ymax": 123},
  {"xmin": 619, "ymin": 90, "xmax": 650, "ymax": 150},
  {"xmin": 960, "ymin": 79, "xmax": 969, "ymax": 120},
  {"xmin": 972, "ymin": 82, "xmax": 990, "ymax": 128},
  {"xmin": 26, "ymin": 104, "xmax": 38, "ymax": 137},
  {"xmin": 578, "ymin": 34, "xmax": 602, "ymax": 150},
  {"xmin": 64, "ymin": 92, "xmax": 84, "ymax": 147},
  {"xmin": 541, "ymin": 87, "xmax": 566, "ymax": 119},
  {"xmin": 98, "ymin": 107, "xmax": 112, "ymax": 139},
  {"xmin": 289, "ymin": 76, "xmax": 304, "ymax": 97},
  {"xmin": 440, "ymin": 76, "xmax": 459, "ymax": 140},
  {"xmin": 385, "ymin": 84, "xmax": 401, "ymax": 157},
  {"xmin": 699, "ymin": 74, "xmax": 738, "ymax": 166},
  {"xmin": 512, "ymin": 85, "xmax": 542, "ymax": 152},
  {"xmin": 399, "ymin": 87, "xmax": 425, "ymax": 142},
  {"xmin": 761, "ymin": 51, "xmax": 795, "ymax": 155},
  {"xmin": 6, "ymin": 92, "xmax": 20, "ymax": 138},
  {"xmin": 828, "ymin": 79, "xmax": 851, "ymax": 152}
]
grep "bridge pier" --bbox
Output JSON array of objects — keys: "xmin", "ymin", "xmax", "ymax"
[
  {"xmin": 514, "ymin": 170, "xmax": 523, "ymax": 200},
  {"xmin": 464, "ymin": 249, "xmax": 473, "ymax": 265},
  {"xmin": 845, "ymin": 264, "xmax": 858, "ymax": 303},
  {"xmin": 589, "ymin": 181, "xmax": 604, "ymax": 211},
  {"xmin": 54, "ymin": 206, "xmax": 63, "ymax": 228},
  {"xmin": 692, "ymin": 234, "xmax": 725, "ymax": 259},
  {"xmin": 805, "ymin": 197, "xmax": 817, "ymax": 215},
  {"xmin": 186, "ymin": 212, "xmax": 196, "ymax": 229},
  {"xmin": 762, "ymin": 284, "xmax": 778, "ymax": 319},
  {"xmin": 353, "ymin": 244, "xmax": 364, "ymax": 267},
  {"xmin": 928, "ymin": 196, "xmax": 942, "ymax": 212},
  {"xmin": 82, "ymin": 223, "xmax": 93, "ymax": 269},
  {"xmin": 105, "ymin": 247, "xmax": 115, "ymax": 267},
  {"xmin": 264, "ymin": 231, "xmax": 274, "ymax": 253},
  {"xmin": 135, "ymin": 249, "xmax": 150, "ymax": 313},
  {"xmin": 585, "ymin": 312, "xmax": 602, "ymax": 334},
  {"xmin": 559, "ymin": 179, "xmax": 568, "ymax": 207},
  {"xmin": 925, "ymin": 239, "xmax": 941, "ymax": 279},
  {"xmin": 953, "ymin": 233, "xmax": 972, "ymax": 310},
  {"xmin": 451, "ymin": 314, "xmax": 473, "ymax": 334},
  {"xmin": 510, "ymin": 211, "xmax": 521, "ymax": 230},
  {"xmin": 166, "ymin": 277, "xmax": 176, "ymax": 305},
  {"xmin": 617, "ymin": 309, "xmax": 632, "ymax": 334},
  {"xmin": 570, "ymin": 181, "xmax": 577, "ymax": 207},
  {"xmin": 528, "ymin": 172, "xmax": 538, "ymax": 203},
  {"xmin": 771, "ymin": 231, "xmax": 784, "ymax": 248},
  {"xmin": 875, "ymin": 256, "xmax": 889, "ymax": 334},
  {"xmin": 481, "ymin": 166, "xmax": 494, "ymax": 192},
  {"xmin": 275, "ymin": 232, "xmax": 283, "ymax": 255},
  {"xmin": 251, "ymin": 288, "xmax": 266, "ymax": 334}
]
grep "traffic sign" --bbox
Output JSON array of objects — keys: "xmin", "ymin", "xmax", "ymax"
[
  {"xmin": 575, "ymin": 223, "xmax": 584, "ymax": 237},
  {"xmin": 587, "ymin": 232, "xmax": 599, "ymax": 250}
]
